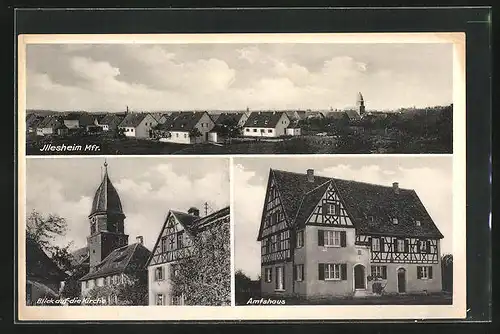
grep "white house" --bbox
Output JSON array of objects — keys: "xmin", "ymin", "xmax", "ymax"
[
  {"xmin": 118, "ymin": 113, "xmax": 158, "ymax": 138},
  {"xmin": 155, "ymin": 111, "xmax": 215, "ymax": 144},
  {"xmin": 243, "ymin": 111, "xmax": 290, "ymax": 138}
]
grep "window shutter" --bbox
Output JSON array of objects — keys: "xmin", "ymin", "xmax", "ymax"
[
  {"xmin": 404, "ymin": 239, "xmax": 409, "ymax": 253},
  {"xmin": 340, "ymin": 231, "xmax": 347, "ymax": 247},
  {"xmin": 293, "ymin": 265, "xmax": 297, "ymax": 281},
  {"xmin": 380, "ymin": 238, "xmax": 385, "ymax": 252},
  {"xmin": 417, "ymin": 266, "xmax": 422, "ymax": 279},
  {"xmin": 318, "ymin": 230, "xmax": 324, "ymax": 246},
  {"xmin": 426, "ymin": 241, "xmax": 431, "ymax": 253},
  {"xmin": 382, "ymin": 266, "xmax": 387, "ymax": 279},
  {"xmin": 428, "ymin": 266, "xmax": 433, "ymax": 279},
  {"xmin": 341, "ymin": 264, "xmax": 347, "ymax": 280},
  {"xmin": 301, "ymin": 265, "xmax": 305, "ymax": 280},
  {"xmin": 393, "ymin": 239, "xmax": 398, "ymax": 252},
  {"xmin": 318, "ymin": 264, "xmax": 325, "ymax": 280},
  {"xmin": 282, "ymin": 267, "xmax": 285, "ymax": 289}
]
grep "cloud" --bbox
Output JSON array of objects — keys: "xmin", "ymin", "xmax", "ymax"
[{"xmin": 26, "ymin": 43, "xmax": 453, "ymax": 111}]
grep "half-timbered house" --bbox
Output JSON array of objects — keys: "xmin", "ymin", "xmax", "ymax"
[
  {"xmin": 146, "ymin": 206, "xmax": 230, "ymax": 306},
  {"xmin": 257, "ymin": 169, "xmax": 444, "ymax": 299}
]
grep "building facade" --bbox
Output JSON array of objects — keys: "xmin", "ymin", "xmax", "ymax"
[
  {"xmin": 146, "ymin": 206, "xmax": 230, "ymax": 306},
  {"xmin": 243, "ymin": 111, "xmax": 290, "ymax": 138},
  {"xmin": 155, "ymin": 111, "xmax": 215, "ymax": 144},
  {"xmin": 78, "ymin": 161, "xmax": 151, "ymax": 305},
  {"xmin": 118, "ymin": 113, "xmax": 158, "ymax": 138},
  {"xmin": 257, "ymin": 169, "xmax": 444, "ymax": 299}
]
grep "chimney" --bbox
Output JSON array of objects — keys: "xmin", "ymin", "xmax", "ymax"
[
  {"xmin": 188, "ymin": 207, "xmax": 200, "ymax": 217},
  {"xmin": 307, "ymin": 169, "xmax": 315, "ymax": 183},
  {"xmin": 393, "ymin": 182, "xmax": 399, "ymax": 194},
  {"xmin": 136, "ymin": 236, "xmax": 143, "ymax": 245}
]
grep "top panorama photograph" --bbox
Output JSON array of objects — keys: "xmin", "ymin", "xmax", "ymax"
[{"xmin": 24, "ymin": 42, "xmax": 453, "ymax": 155}]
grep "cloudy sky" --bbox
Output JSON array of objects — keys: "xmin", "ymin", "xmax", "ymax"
[
  {"xmin": 25, "ymin": 157, "xmax": 229, "ymax": 252},
  {"xmin": 26, "ymin": 43, "xmax": 452, "ymax": 111},
  {"xmin": 234, "ymin": 156, "xmax": 453, "ymax": 279}
]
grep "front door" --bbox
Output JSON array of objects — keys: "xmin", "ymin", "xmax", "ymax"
[
  {"xmin": 397, "ymin": 268, "xmax": 406, "ymax": 293},
  {"xmin": 354, "ymin": 265, "xmax": 366, "ymax": 289}
]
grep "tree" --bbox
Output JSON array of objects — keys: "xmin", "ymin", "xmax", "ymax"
[
  {"xmin": 86, "ymin": 276, "xmax": 148, "ymax": 306},
  {"xmin": 214, "ymin": 118, "xmax": 242, "ymax": 142},
  {"xmin": 235, "ymin": 270, "xmax": 253, "ymax": 305},
  {"xmin": 441, "ymin": 254, "xmax": 453, "ymax": 293},
  {"xmin": 170, "ymin": 220, "xmax": 231, "ymax": 305},
  {"xmin": 27, "ymin": 210, "xmax": 67, "ymax": 254},
  {"xmin": 188, "ymin": 128, "xmax": 203, "ymax": 141}
]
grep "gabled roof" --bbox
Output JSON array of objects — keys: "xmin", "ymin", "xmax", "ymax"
[
  {"xmin": 243, "ymin": 111, "xmax": 288, "ymax": 128},
  {"xmin": 268, "ymin": 170, "xmax": 444, "ymax": 239},
  {"xmin": 215, "ymin": 112, "xmax": 245, "ymax": 125},
  {"xmin": 146, "ymin": 206, "xmax": 230, "ymax": 267},
  {"xmin": 306, "ymin": 111, "xmax": 325, "ymax": 118},
  {"xmin": 158, "ymin": 111, "xmax": 207, "ymax": 131},
  {"xmin": 26, "ymin": 238, "xmax": 68, "ymax": 282},
  {"xmin": 118, "ymin": 113, "xmax": 151, "ymax": 128},
  {"xmin": 37, "ymin": 116, "xmax": 64, "ymax": 129},
  {"xmin": 345, "ymin": 109, "xmax": 362, "ymax": 121},
  {"xmin": 325, "ymin": 112, "xmax": 349, "ymax": 120},
  {"xmin": 99, "ymin": 113, "xmax": 125, "ymax": 125},
  {"xmin": 79, "ymin": 242, "xmax": 151, "ymax": 281},
  {"xmin": 26, "ymin": 114, "xmax": 45, "ymax": 128},
  {"xmin": 70, "ymin": 246, "xmax": 89, "ymax": 267}
]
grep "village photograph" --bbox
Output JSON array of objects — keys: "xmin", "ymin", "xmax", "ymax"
[
  {"xmin": 25, "ymin": 42, "xmax": 452, "ymax": 155},
  {"xmin": 233, "ymin": 156, "xmax": 454, "ymax": 305},
  {"xmin": 24, "ymin": 157, "xmax": 230, "ymax": 306}
]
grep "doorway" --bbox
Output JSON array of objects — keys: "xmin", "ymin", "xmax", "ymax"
[
  {"xmin": 354, "ymin": 264, "xmax": 366, "ymax": 290},
  {"xmin": 397, "ymin": 268, "xmax": 406, "ymax": 293}
]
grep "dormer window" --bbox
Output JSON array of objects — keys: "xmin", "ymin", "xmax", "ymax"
[
  {"xmin": 392, "ymin": 218, "xmax": 398, "ymax": 225},
  {"xmin": 416, "ymin": 220, "xmax": 421, "ymax": 226}
]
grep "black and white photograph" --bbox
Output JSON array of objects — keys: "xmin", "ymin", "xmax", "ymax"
[
  {"xmin": 233, "ymin": 156, "xmax": 454, "ymax": 306},
  {"xmin": 24, "ymin": 157, "xmax": 230, "ymax": 307},
  {"xmin": 24, "ymin": 41, "xmax": 453, "ymax": 155}
]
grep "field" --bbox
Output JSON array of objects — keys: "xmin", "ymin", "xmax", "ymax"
[{"xmin": 26, "ymin": 132, "xmax": 450, "ymax": 155}]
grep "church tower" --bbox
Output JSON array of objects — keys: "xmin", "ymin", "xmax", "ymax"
[
  {"xmin": 356, "ymin": 92, "xmax": 366, "ymax": 116},
  {"xmin": 87, "ymin": 161, "xmax": 129, "ymax": 272}
]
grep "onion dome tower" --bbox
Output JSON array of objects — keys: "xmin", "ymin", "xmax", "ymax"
[{"xmin": 87, "ymin": 160, "xmax": 129, "ymax": 271}]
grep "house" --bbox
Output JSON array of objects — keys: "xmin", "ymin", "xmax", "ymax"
[
  {"xmin": 98, "ymin": 113, "xmax": 125, "ymax": 131},
  {"xmin": 26, "ymin": 114, "xmax": 45, "ymax": 133},
  {"xmin": 155, "ymin": 111, "xmax": 215, "ymax": 144},
  {"xmin": 157, "ymin": 112, "xmax": 180, "ymax": 124},
  {"xmin": 26, "ymin": 238, "xmax": 68, "ymax": 305},
  {"xmin": 285, "ymin": 121, "xmax": 302, "ymax": 136},
  {"xmin": 345, "ymin": 109, "xmax": 362, "ymax": 122},
  {"xmin": 118, "ymin": 113, "xmax": 158, "ymax": 138},
  {"xmin": 285, "ymin": 111, "xmax": 307, "ymax": 122},
  {"xmin": 305, "ymin": 111, "xmax": 325, "ymax": 120},
  {"xmin": 77, "ymin": 161, "xmax": 151, "ymax": 305},
  {"xmin": 257, "ymin": 169, "xmax": 444, "ymax": 299},
  {"xmin": 243, "ymin": 111, "xmax": 290, "ymax": 138},
  {"xmin": 146, "ymin": 206, "xmax": 230, "ymax": 306},
  {"xmin": 215, "ymin": 112, "xmax": 248, "ymax": 128},
  {"xmin": 63, "ymin": 112, "xmax": 95, "ymax": 129},
  {"xmin": 36, "ymin": 116, "xmax": 68, "ymax": 136}
]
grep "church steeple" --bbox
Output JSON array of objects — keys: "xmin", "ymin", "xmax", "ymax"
[
  {"xmin": 356, "ymin": 92, "xmax": 366, "ymax": 116},
  {"xmin": 88, "ymin": 160, "xmax": 129, "ymax": 271}
]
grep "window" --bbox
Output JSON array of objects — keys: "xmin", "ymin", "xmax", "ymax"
[
  {"xmin": 84, "ymin": 281, "xmax": 88, "ymax": 289},
  {"xmin": 397, "ymin": 239, "xmax": 405, "ymax": 252},
  {"xmin": 121, "ymin": 275, "xmax": 125, "ymax": 284},
  {"xmin": 275, "ymin": 266, "xmax": 285, "ymax": 290},
  {"xmin": 265, "ymin": 268, "xmax": 272, "ymax": 282},
  {"xmin": 325, "ymin": 202, "xmax": 340, "ymax": 215},
  {"xmin": 91, "ymin": 221, "xmax": 96, "ymax": 234},
  {"xmin": 417, "ymin": 266, "xmax": 433, "ymax": 280},
  {"xmin": 294, "ymin": 264, "xmax": 304, "ymax": 282},
  {"xmin": 112, "ymin": 275, "xmax": 117, "ymax": 284},
  {"xmin": 260, "ymin": 129, "xmax": 264, "ymax": 133},
  {"xmin": 253, "ymin": 129, "xmax": 257, "ymax": 132},
  {"xmin": 419, "ymin": 240, "xmax": 429, "ymax": 253},
  {"xmin": 371, "ymin": 265, "xmax": 387, "ymax": 279},
  {"xmin": 172, "ymin": 264, "xmax": 180, "ymax": 278},
  {"xmin": 416, "ymin": 220, "xmax": 421, "ymax": 226},
  {"xmin": 155, "ymin": 267, "xmax": 164, "ymax": 281},
  {"xmin": 106, "ymin": 276, "xmax": 111, "ymax": 286},
  {"xmin": 325, "ymin": 230, "xmax": 341, "ymax": 247},
  {"xmin": 246, "ymin": 129, "xmax": 250, "ymax": 132},
  {"xmin": 156, "ymin": 294, "xmax": 164, "ymax": 306},
  {"xmin": 176, "ymin": 133, "xmax": 179, "ymax": 137},
  {"xmin": 161, "ymin": 237, "xmax": 168, "ymax": 253},
  {"xmin": 177, "ymin": 231, "xmax": 184, "ymax": 248},
  {"xmin": 296, "ymin": 230, "xmax": 304, "ymax": 248},
  {"xmin": 324, "ymin": 264, "xmax": 341, "ymax": 280},
  {"xmin": 184, "ymin": 134, "xmax": 187, "ymax": 138},
  {"xmin": 171, "ymin": 294, "xmax": 184, "ymax": 305},
  {"xmin": 372, "ymin": 237, "xmax": 380, "ymax": 251},
  {"xmin": 268, "ymin": 129, "xmax": 272, "ymax": 133},
  {"xmin": 393, "ymin": 218, "xmax": 398, "ymax": 225},
  {"xmin": 168, "ymin": 236, "xmax": 175, "ymax": 251}
]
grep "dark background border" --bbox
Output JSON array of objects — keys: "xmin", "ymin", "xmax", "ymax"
[{"xmin": 8, "ymin": 6, "xmax": 492, "ymax": 328}]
